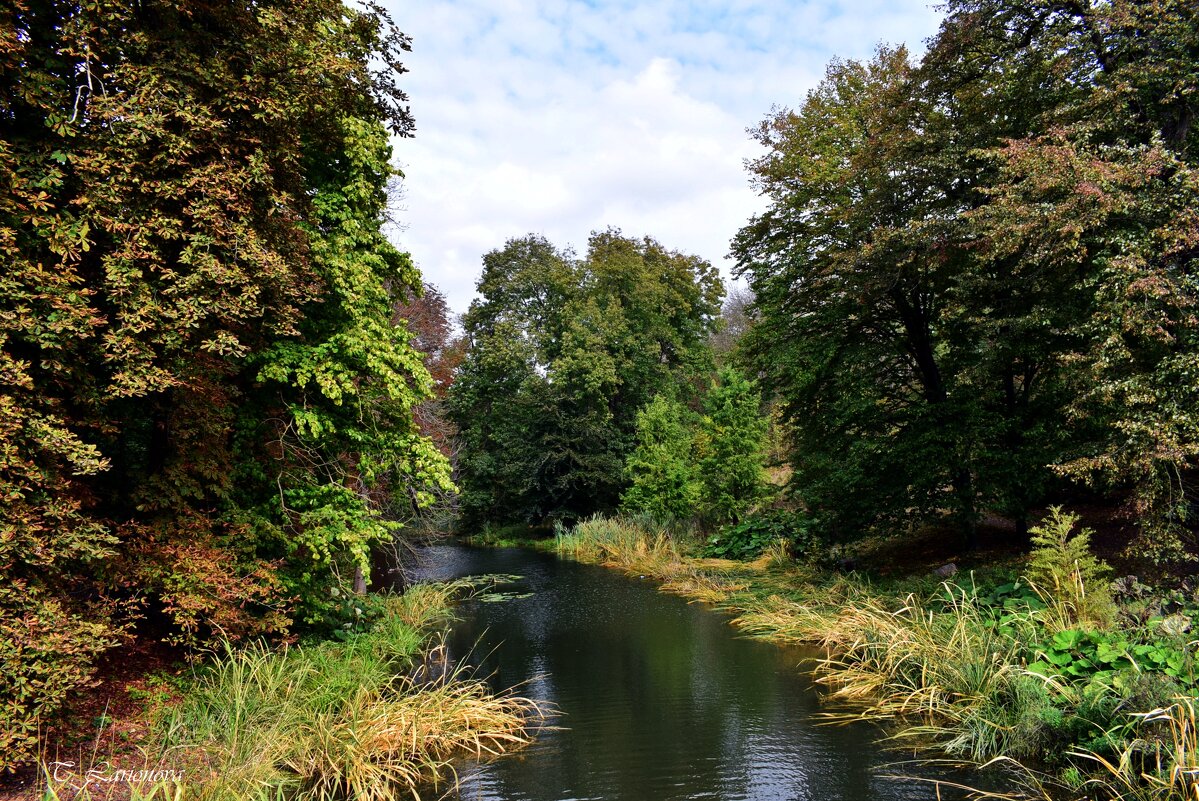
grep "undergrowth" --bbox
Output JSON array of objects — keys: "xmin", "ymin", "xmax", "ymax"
[{"xmin": 39, "ymin": 583, "xmax": 541, "ymax": 801}]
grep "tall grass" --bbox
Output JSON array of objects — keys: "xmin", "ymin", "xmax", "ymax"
[
  {"xmin": 555, "ymin": 515, "xmax": 685, "ymax": 577},
  {"xmin": 735, "ymin": 582, "xmax": 1054, "ymax": 763},
  {"xmin": 44, "ymin": 584, "xmax": 540, "ymax": 801},
  {"xmin": 1076, "ymin": 697, "xmax": 1199, "ymax": 800}
]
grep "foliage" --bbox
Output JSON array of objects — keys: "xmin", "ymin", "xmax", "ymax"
[
  {"xmin": 701, "ymin": 510, "xmax": 810, "ymax": 561},
  {"xmin": 735, "ymin": 1, "xmax": 1199, "ymax": 553},
  {"xmin": 450, "ymin": 231, "xmax": 722, "ymax": 526},
  {"xmin": 0, "ymin": 589, "xmax": 117, "ymax": 765},
  {"xmin": 697, "ymin": 367, "xmax": 769, "ymax": 526},
  {"xmin": 0, "ymin": 0, "xmax": 445, "ymax": 768},
  {"xmin": 621, "ymin": 393, "xmax": 701, "ymax": 522},
  {"xmin": 732, "ymin": 46, "xmax": 1030, "ymax": 542},
  {"xmin": 1026, "ymin": 508, "xmax": 1118, "ymax": 632},
  {"xmin": 620, "ymin": 366, "xmax": 771, "ymax": 529},
  {"xmin": 389, "ymin": 283, "xmax": 466, "ymax": 529},
  {"xmin": 97, "ymin": 587, "xmax": 539, "ymax": 801},
  {"xmin": 1028, "ymin": 629, "xmax": 1194, "ymax": 695}
]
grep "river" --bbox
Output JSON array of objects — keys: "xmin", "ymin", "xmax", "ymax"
[{"xmin": 406, "ymin": 541, "xmax": 988, "ymax": 801}]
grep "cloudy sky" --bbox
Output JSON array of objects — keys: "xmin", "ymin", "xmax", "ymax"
[{"xmin": 383, "ymin": 0, "xmax": 945, "ymax": 315}]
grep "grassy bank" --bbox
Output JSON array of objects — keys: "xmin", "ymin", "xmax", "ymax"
[
  {"xmin": 548, "ymin": 516, "xmax": 1199, "ymax": 801},
  {"xmin": 38, "ymin": 583, "xmax": 540, "ymax": 801}
]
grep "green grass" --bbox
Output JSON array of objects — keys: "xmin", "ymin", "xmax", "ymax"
[{"xmin": 40, "ymin": 584, "xmax": 540, "ymax": 801}]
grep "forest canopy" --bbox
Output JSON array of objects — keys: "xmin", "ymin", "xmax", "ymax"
[{"xmin": 732, "ymin": 0, "xmax": 1199, "ymax": 557}]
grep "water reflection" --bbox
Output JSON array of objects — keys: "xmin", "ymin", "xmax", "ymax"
[{"xmin": 407, "ymin": 543, "xmax": 980, "ymax": 801}]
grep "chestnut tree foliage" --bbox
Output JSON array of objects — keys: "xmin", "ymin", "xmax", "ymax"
[
  {"xmin": 735, "ymin": 0, "xmax": 1199, "ymax": 556},
  {"xmin": 0, "ymin": 0, "xmax": 447, "ymax": 766}
]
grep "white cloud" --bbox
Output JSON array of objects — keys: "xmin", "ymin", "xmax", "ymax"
[{"xmin": 384, "ymin": 0, "xmax": 944, "ymax": 316}]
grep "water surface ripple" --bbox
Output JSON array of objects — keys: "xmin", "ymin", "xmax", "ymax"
[{"xmin": 406, "ymin": 542, "xmax": 982, "ymax": 801}]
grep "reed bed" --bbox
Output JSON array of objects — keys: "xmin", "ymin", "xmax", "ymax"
[
  {"xmin": 42, "ymin": 583, "xmax": 540, "ymax": 801},
  {"xmin": 555, "ymin": 515, "xmax": 686, "ymax": 577}
]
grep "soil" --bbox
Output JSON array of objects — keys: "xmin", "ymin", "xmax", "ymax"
[{"xmin": 0, "ymin": 638, "xmax": 187, "ymax": 801}]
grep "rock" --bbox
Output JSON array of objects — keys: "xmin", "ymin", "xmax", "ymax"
[
  {"xmin": 933, "ymin": 563, "xmax": 959, "ymax": 578},
  {"xmin": 1160, "ymin": 613, "xmax": 1192, "ymax": 637}
]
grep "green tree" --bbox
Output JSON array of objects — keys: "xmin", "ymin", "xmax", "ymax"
[
  {"xmin": 937, "ymin": 0, "xmax": 1199, "ymax": 558},
  {"xmin": 737, "ymin": 1, "xmax": 1198, "ymax": 559},
  {"xmin": 698, "ymin": 368, "xmax": 768, "ymax": 526},
  {"xmin": 450, "ymin": 231, "xmax": 722, "ymax": 527},
  {"xmin": 621, "ymin": 393, "xmax": 701, "ymax": 522},
  {"xmin": 733, "ymin": 48, "xmax": 1000, "ymax": 541},
  {"xmin": 0, "ymin": 0, "xmax": 441, "ymax": 767}
]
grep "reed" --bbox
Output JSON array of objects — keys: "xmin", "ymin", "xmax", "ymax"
[
  {"xmin": 555, "ymin": 515, "xmax": 685, "ymax": 577},
  {"xmin": 1074, "ymin": 697, "xmax": 1199, "ymax": 801},
  {"xmin": 42, "ymin": 583, "xmax": 539, "ymax": 801}
]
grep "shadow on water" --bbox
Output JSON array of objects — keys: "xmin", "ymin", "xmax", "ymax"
[{"xmin": 401, "ymin": 541, "xmax": 1005, "ymax": 801}]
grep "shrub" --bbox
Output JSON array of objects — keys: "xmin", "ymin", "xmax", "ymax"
[
  {"xmin": 0, "ymin": 588, "xmax": 117, "ymax": 772},
  {"xmin": 702, "ymin": 510, "xmax": 810, "ymax": 561},
  {"xmin": 1026, "ymin": 507, "xmax": 1116, "ymax": 631}
]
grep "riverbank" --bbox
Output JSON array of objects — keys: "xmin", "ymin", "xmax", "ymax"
[
  {"xmin": 20, "ymin": 582, "xmax": 539, "ymax": 801},
  {"xmin": 514, "ymin": 516, "xmax": 1198, "ymax": 801}
]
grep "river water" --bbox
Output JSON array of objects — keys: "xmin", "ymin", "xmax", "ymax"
[{"xmin": 407, "ymin": 542, "xmax": 986, "ymax": 801}]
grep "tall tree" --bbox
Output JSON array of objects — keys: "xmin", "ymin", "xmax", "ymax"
[
  {"xmin": 734, "ymin": 48, "xmax": 995, "ymax": 541},
  {"xmin": 738, "ymin": 1, "xmax": 1199, "ymax": 557},
  {"xmin": 934, "ymin": 0, "xmax": 1199, "ymax": 557},
  {"xmin": 0, "ymin": 0, "xmax": 443, "ymax": 766},
  {"xmin": 450, "ymin": 231, "xmax": 722, "ymax": 527}
]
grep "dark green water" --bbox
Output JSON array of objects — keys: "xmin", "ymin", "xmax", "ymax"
[{"xmin": 407, "ymin": 543, "xmax": 985, "ymax": 801}]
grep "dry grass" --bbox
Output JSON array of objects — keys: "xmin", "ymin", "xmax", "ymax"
[
  {"xmin": 660, "ymin": 573, "xmax": 750, "ymax": 605},
  {"xmin": 281, "ymin": 674, "xmax": 541, "ymax": 801},
  {"xmin": 1075, "ymin": 697, "xmax": 1199, "ymax": 801},
  {"xmin": 734, "ymin": 583, "xmax": 1051, "ymax": 763},
  {"xmin": 39, "ymin": 582, "xmax": 541, "ymax": 801}
]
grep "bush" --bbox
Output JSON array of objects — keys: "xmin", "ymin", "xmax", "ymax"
[
  {"xmin": 701, "ymin": 511, "xmax": 810, "ymax": 561},
  {"xmin": 0, "ymin": 588, "xmax": 117, "ymax": 772},
  {"xmin": 1026, "ymin": 507, "xmax": 1116, "ymax": 631}
]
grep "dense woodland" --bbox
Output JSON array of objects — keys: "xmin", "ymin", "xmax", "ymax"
[
  {"xmin": 456, "ymin": 0, "xmax": 1199, "ymax": 564},
  {"xmin": 0, "ymin": 0, "xmax": 454, "ymax": 767},
  {"xmin": 1, "ymin": 0, "xmax": 1198, "ymax": 793}
]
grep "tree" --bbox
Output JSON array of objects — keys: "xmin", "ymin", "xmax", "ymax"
[
  {"xmin": 450, "ymin": 231, "xmax": 722, "ymax": 527},
  {"xmin": 0, "ymin": 0, "xmax": 441, "ymax": 767},
  {"xmin": 737, "ymin": 1, "xmax": 1199, "ymax": 559},
  {"xmin": 733, "ymin": 48, "xmax": 1001, "ymax": 541},
  {"xmin": 621, "ymin": 393, "xmax": 701, "ymax": 522},
  {"xmin": 698, "ymin": 368, "xmax": 768, "ymax": 526},
  {"xmin": 709, "ymin": 287, "xmax": 756, "ymax": 364},
  {"xmin": 935, "ymin": 0, "xmax": 1199, "ymax": 558}
]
